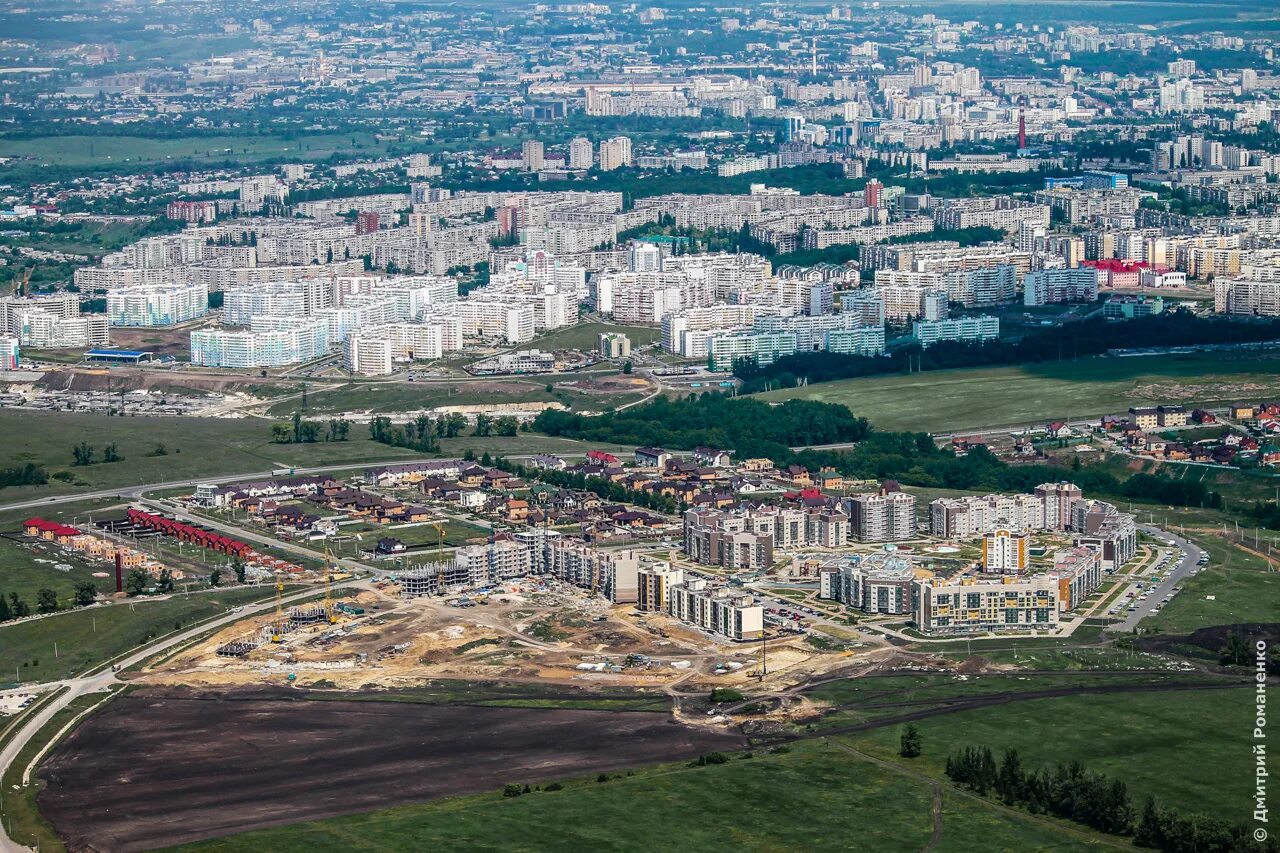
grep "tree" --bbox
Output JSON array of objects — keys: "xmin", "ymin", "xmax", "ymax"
[
  {"xmin": 102, "ymin": 443, "xmax": 122, "ymax": 463},
  {"xmin": 124, "ymin": 569, "xmax": 149, "ymax": 597},
  {"xmin": 209, "ymin": 568, "xmax": 223, "ymax": 587},
  {"xmin": 473, "ymin": 413, "xmax": 493, "ymax": 437},
  {"xmin": 299, "ymin": 420, "xmax": 321, "ymax": 443},
  {"xmin": 899, "ymin": 724, "xmax": 922, "ymax": 758},
  {"xmin": 622, "ymin": 361, "xmax": 633, "ymax": 374},
  {"xmin": 1220, "ymin": 630, "xmax": 1251, "ymax": 666},
  {"xmin": 0, "ymin": 594, "xmax": 10, "ymax": 622},
  {"xmin": 271, "ymin": 424, "xmax": 292, "ymax": 444},
  {"xmin": 1133, "ymin": 796, "xmax": 1165, "ymax": 848},
  {"xmin": 495, "ymin": 416, "xmax": 518, "ymax": 437},
  {"xmin": 480, "ymin": 451, "xmax": 493, "ymax": 466},
  {"xmin": 36, "ymin": 588, "xmax": 59, "ymax": 614},
  {"xmin": 292, "ymin": 411, "xmax": 303, "ymax": 443},
  {"xmin": 232, "ymin": 556, "xmax": 247, "ymax": 585},
  {"xmin": 72, "ymin": 442, "xmax": 95, "ymax": 466},
  {"xmin": 74, "ymin": 582, "xmax": 97, "ymax": 607},
  {"xmin": 7, "ymin": 592, "xmax": 29, "ymax": 619},
  {"xmin": 156, "ymin": 568, "xmax": 175, "ymax": 593}
]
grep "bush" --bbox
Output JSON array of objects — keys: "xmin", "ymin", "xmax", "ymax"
[
  {"xmin": 709, "ymin": 687, "xmax": 745, "ymax": 703},
  {"xmin": 544, "ymin": 782, "xmax": 563, "ymax": 792},
  {"xmin": 502, "ymin": 784, "xmax": 524, "ymax": 798}
]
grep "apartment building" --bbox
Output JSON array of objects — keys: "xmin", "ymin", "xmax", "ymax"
[
  {"xmin": 913, "ymin": 575, "xmax": 1061, "ymax": 635},
  {"xmin": 1049, "ymin": 547, "xmax": 1102, "ymax": 611},
  {"xmin": 1215, "ymin": 278, "xmax": 1280, "ymax": 317},
  {"xmin": 666, "ymin": 579, "xmax": 764, "ymax": 641},
  {"xmin": 0, "ymin": 336, "xmax": 17, "ymax": 370},
  {"xmin": 683, "ymin": 507, "xmax": 775, "ymax": 570},
  {"xmin": 844, "ymin": 492, "xmax": 917, "ymax": 543},
  {"xmin": 443, "ymin": 300, "xmax": 536, "ymax": 344},
  {"xmin": 544, "ymin": 539, "xmax": 639, "ymax": 604},
  {"xmin": 1023, "ymin": 267, "xmax": 1099, "ymax": 306},
  {"xmin": 929, "ymin": 493, "xmax": 1047, "ymax": 538},
  {"xmin": 912, "ymin": 315, "xmax": 999, "ymax": 348},
  {"xmin": 190, "ymin": 317, "xmax": 330, "ymax": 368},
  {"xmin": 105, "ymin": 282, "xmax": 209, "ymax": 327},
  {"xmin": 982, "ymin": 527, "xmax": 1029, "ymax": 573},
  {"xmin": 343, "ymin": 322, "xmax": 455, "ymax": 375},
  {"xmin": 637, "ymin": 564, "xmax": 684, "ymax": 612},
  {"xmin": 819, "ymin": 553, "xmax": 914, "ymax": 614},
  {"xmin": 706, "ymin": 330, "xmax": 797, "ymax": 370},
  {"xmin": 0, "ymin": 293, "xmax": 80, "ymax": 335},
  {"xmin": 16, "ymin": 311, "xmax": 109, "ymax": 350},
  {"xmin": 932, "ymin": 197, "xmax": 1050, "ymax": 232}
]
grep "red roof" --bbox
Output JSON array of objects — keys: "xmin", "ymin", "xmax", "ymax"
[{"xmin": 1083, "ymin": 259, "xmax": 1148, "ymax": 273}]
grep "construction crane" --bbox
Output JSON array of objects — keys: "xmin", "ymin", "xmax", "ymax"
[
  {"xmin": 270, "ymin": 572, "xmax": 285, "ymax": 643},
  {"xmin": 324, "ymin": 545, "xmax": 337, "ymax": 624},
  {"xmin": 431, "ymin": 521, "xmax": 447, "ymax": 595}
]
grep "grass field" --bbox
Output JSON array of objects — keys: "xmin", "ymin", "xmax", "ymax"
[
  {"xmin": 268, "ymin": 377, "xmax": 648, "ymax": 418},
  {"xmin": 754, "ymin": 352, "xmax": 1280, "ymax": 432},
  {"xmin": 0, "ymin": 410, "xmax": 422, "ymax": 500},
  {"xmin": 166, "ymin": 737, "xmax": 1104, "ymax": 853},
  {"xmin": 1140, "ymin": 531, "xmax": 1280, "ymax": 632},
  {"xmin": 526, "ymin": 322, "xmax": 661, "ymax": 351},
  {"xmin": 0, "ymin": 586, "xmax": 278, "ymax": 685},
  {"xmin": 844, "ymin": 684, "xmax": 1254, "ymax": 819},
  {"xmin": 0, "ymin": 132, "xmax": 388, "ymax": 174}
]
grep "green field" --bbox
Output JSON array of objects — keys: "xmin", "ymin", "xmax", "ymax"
[
  {"xmin": 0, "ymin": 410, "xmax": 423, "ymax": 500},
  {"xmin": 168, "ymin": 737, "xmax": 1104, "ymax": 853},
  {"xmin": 843, "ymin": 684, "xmax": 1254, "ymax": 819},
  {"xmin": 526, "ymin": 322, "xmax": 661, "ymax": 351},
  {"xmin": 755, "ymin": 352, "xmax": 1280, "ymax": 432},
  {"xmin": 0, "ymin": 585, "xmax": 278, "ymax": 685},
  {"xmin": 268, "ymin": 377, "xmax": 648, "ymax": 418},
  {"xmin": 1140, "ymin": 531, "xmax": 1280, "ymax": 632},
  {"xmin": 0, "ymin": 133, "xmax": 387, "ymax": 174}
]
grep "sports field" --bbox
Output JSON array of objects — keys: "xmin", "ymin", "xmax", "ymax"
[{"xmin": 754, "ymin": 352, "xmax": 1280, "ymax": 432}]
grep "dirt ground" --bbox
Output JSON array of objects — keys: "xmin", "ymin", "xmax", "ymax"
[{"xmin": 38, "ymin": 686, "xmax": 745, "ymax": 853}]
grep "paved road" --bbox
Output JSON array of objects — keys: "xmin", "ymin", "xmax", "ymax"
[
  {"xmin": 0, "ymin": 582, "xmax": 358, "ymax": 853},
  {"xmin": 1105, "ymin": 525, "xmax": 1203, "ymax": 633}
]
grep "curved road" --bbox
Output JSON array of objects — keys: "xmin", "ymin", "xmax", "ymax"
[{"xmin": 0, "ymin": 582, "xmax": 359, "ymax": 853}]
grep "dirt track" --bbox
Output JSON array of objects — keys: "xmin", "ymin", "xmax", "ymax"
[{"xmin": 37, "ymin": 688, "xmax": 744, "ymax": 852}]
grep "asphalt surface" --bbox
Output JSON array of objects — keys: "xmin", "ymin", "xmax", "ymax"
[{"xmin": 1106, "ymin": 525, "xmax": 1204, "ymax": 633}]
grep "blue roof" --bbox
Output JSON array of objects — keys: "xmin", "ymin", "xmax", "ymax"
[{"xmin": 86, "ymin": 349, "xmax": 151, "ymax": 357}]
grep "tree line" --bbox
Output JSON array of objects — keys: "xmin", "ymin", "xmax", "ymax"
[
  {"xmin": 733, "ymin": 312, "xmax": 1280, "ymax": 393},
  {"xmin": 493, "ymin": 459, "xmax": 681, "ymax": 516},
  {"xmin": 532, "ymin": 395, "xmax": 872, "ymax": 463},
  {"xmin": 947, "ymin": 745, "xmax": 1276, "ymax": 853},
  {"xmin": 0, "ymin": 582, "xmax": 98, "ymax": 622},
  {"xmin": 71, "ymin": 442, "xmax": 123, "ymax": 466},
  {"xmin": 531, "ymin": 393, "xmax": 1220, "ymax": 511},
  {"xmin": 271, "ymin": 413, "xmax": 352, "ymax": 445},
  {"xmin": 0, "ymin": 463, "xmax": 48, "ymax": 489},
  {"xmin": 367, "ymin": 412, "xmax": 522, "ymax": 454}
]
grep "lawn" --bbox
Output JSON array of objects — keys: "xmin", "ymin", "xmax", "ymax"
[
  {"xmin": 0, "ymin": 585, "xmax": 278, "ymax": 685},
  {"xmin": 526, "ymin": 322, "xmax": 661, "ymax": 351},
  {"xmin": 0, "ymin": 132, "xmax": 388, "ymax": 174},
  {"xmin": 165, "ymin": 738, "xmax": 1102, "ymax": 853},
  {"xmin": 1140, "ymin": 531, "xmax": 1280, "ymax": 632},
  {"xmin": 754, "ymin": 352, "xmax": 1280, "ymax": 432},
  {"xmin": 842, "ymin": 684, "xmax": 1255, "ymax": 819},
  {"xmin": 0, "ymin": 410, "xmax": 422, "ymax": 500},
  {"xmin": 268, "ymin": 377, "xmax": 647, "ymax": 418}
]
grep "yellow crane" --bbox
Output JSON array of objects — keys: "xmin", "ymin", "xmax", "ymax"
[
  {"xmin": 270, "ymin": 572, "xmax": 285, "ymax": 643},
  {"xmin": 431, "ymin": 521, "xmax": 447, "ymax": 594},
  {"xmin": 324, "ymin": 545, "xmax": 337, "ymax": 623}
]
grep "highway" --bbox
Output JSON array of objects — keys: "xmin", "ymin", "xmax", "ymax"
[{"xmin": 0, "ymin": 582, "xmax": 359, "ymax": 853}]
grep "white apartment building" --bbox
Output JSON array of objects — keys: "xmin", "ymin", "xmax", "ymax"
[
  {"xmin": 443, "ymin": 300, "xmax": 535, "ymax": 344},
  {"xmin": 222, "ymin": 283, "xmax": 312, "ymax": 325},
  {"xmin": 666, "ymin": 579, "xmax": 764, "ymax": 641},
  {"xmin": 343, "ymin": 322, "xmax": 453, "ymax": 376},
  {"xmin": 637, "ymin": 564, "xmax": 684, "ymax": 612},
  {"xmin": 568, "ymin": 137, "xmax": 594, "ymax": 170},
  {"xmin": 1215, "ymin": 278, "xmax": 1280, "ymax": 317},
  {"xmin": 16, "ymin": 311, "xmax": 109, "ymax": 350},
  {"xmin": 0, "ymin": 293, "xmax": 80, "ymax": 336},
  {"xmin": 190, "ymin": 317, "xmax": 330, "ymax": 368},
  {"xmin": 845, "ymin": 492, "xmax": 917, "ymax": 543},
  {"xmin": 544, "ymin": 539, "xmax": 639, "ymax": 604},
  {"xmin": 106, "ymin": 282, "xmax": 209, "ymax": 327},
  {"xmin": 912, "ymin": 315, "xmax": 1000, "ymax": 348}
]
